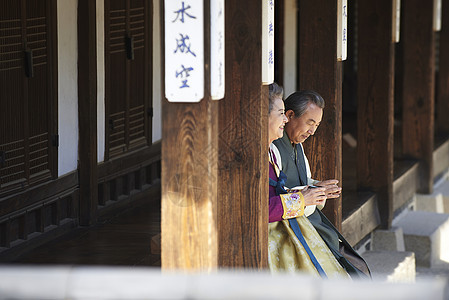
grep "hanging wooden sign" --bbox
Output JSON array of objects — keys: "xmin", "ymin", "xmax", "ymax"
[
  {"xmin": 262, "ymin": 0, "xmax": 275, "ymax": 84},
  {"xmin": 434, "ymin": 0, "xmax": 442, "ymax": 31},
  {"xmin": 337, "ymin": 0, "xmax": 348, "ymax": 61},
  {"xmin": 210, "ymin": 0, "xmax": 225, "ymax": 100},
  {"xmin": 392, "ymin": 0, "xmax": 401, "ymax": 43},
  {"xmin": 165, "ymin": 0, "xmax": 204, "ymax": 102}
]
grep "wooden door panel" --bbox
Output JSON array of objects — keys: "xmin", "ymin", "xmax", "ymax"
[
  {"xmin": 26, "ymin": 2, "xmax": 51, "ymax": 183},
  {"xmin": 0, "ymin": 1, "xmax": 27, "ymax": 192},
  {"xmin": 105, "ymin": 0, "xmax": 150, "ymax": 158},
  {"xmin": 107, "ymin": 0, "xmax": 127, "ymax": 157},
  {"xmin": 0, "ymin": 0, "xmax": 55, "ymax": 195},
  {"xmin": 129, "ymin": 46, "xmax": 146, "ymax": 149},
  {"xmin": 128, "ymin": 3, "xmax": 147, "ymax": 149}
]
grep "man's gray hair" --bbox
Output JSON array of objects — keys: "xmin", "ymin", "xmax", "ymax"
[{"xmin": 284, "ymin": 90, "xmax": 325, "ymax": 117}]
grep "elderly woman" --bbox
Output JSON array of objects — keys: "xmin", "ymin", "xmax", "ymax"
[{"xmin": 267, "ymin": 83, "xmax": 349, "ymax": 278}]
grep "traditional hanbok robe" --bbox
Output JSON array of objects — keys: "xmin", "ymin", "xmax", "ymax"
[
  {"xmin": 268, "ymin": 143, "xmax": 349, "ymax": 278},
  {"xmin": 273, "ymin": 132, "xmax": 371, "ymax": 278}
]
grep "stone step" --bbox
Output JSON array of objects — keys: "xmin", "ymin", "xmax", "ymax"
[
  {"xmin": 363, "ymin": 251, "xmax": 415, "ymax": 282},
  {"xmin": 393, "ymin": 211, "xmax": 449, "ymax": 268},
  {"xmin": 370, "ymin": 227, "xmax": 405, "ymax": 252}
]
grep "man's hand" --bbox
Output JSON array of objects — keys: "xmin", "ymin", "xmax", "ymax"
[
  {"xmin": 301, "ymin": 186, "xmax": 327, "ymax": 206},
  {"xmin": 315, "ymin": 179, "xmax": 342, "ymax": 199}
]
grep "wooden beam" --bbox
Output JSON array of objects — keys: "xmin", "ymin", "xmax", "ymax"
[
  {"xmin": 437, "ymin": 0, "xmax": 449, "ymax": 133},
  {"xmin": 274, "ymin": 0, "xmax": 285, "ymax": 85},
  {"xmin": 357, "ymin": 0, "xmax": 395, "ymax": 228},
  {"xmin": 401, "ymin": 0, "xmax": 436, "ymax": 193},
  {"xmin": 161, "ymin": 0, "xmax": 219, "ymax": 270},
  {"xmin": 78, "ymin": 0, "xmax": 98, "ymax": 225},
  {"xmin": 297, "ymin": 0, "xmax": 342, "ymax": 229},
  {"xmin": 216, "ymin": 0, "xmax": 268, "ymax": 268}
]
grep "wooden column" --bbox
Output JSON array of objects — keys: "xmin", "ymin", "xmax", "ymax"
[
  {"xmin": 162, "ymin": 0, "xmax": 268, "ymax": 271},
  {"xmin": 357, "ymin": 1, "xmax": 395, "ymax": 228},
  {"xmin": 437, "ymin": 0, "xmax": 449, "ymax": 133},
  {"xmin": 274, "ymin": 0, "xmax": 285, "ymax": 85},
  {"xmin": 161, "ymin": 1, "xmax": 219, "ymax": 270},
  {"xmin": 297, "ymin": 0, "xmax": 342, "ymax": 229},
  {"xmin": 401, "ymin": 0, "xmax": 436, "ymax": 193},
  {"xmin": 78, "ymin": 0, "xmax": 98, "ymax": 225},
  {"xmin": 216, "ymin": 0, "xmax": 268, "ymax": 268}
]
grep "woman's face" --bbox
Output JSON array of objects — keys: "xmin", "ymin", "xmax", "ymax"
[{"xmin": 269, "ymin": 97, "xmax": 288, "ymax": 143}]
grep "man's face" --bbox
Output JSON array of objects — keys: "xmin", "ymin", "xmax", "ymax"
[{"xmin": 284, "ymin": 102, "xmax": 323, "ymax": 144}]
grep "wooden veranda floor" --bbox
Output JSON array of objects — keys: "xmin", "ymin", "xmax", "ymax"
[{"xmin": 9, "ymin": 193, "xmax": 162, "ymax": 267}]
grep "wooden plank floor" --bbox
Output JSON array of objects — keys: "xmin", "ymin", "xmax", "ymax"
[{"xmin": 9, "ymin": 197, "xmax": 161, "ymax": 267}]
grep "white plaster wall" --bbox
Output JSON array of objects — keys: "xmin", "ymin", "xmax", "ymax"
[
  {"xmin": 283, "ymin": 0, "xmax": 297, "ymax": 97},
  {"xmin": 97, "ymin": 0, "xmax": 105, "ymax": 162},
  {"xmin": 57, "ymin": 0, "xmax": 79, "ymax": 176},
  {"xmin": 152, "ymin": 0, "xmax": 162, "ymax": 143}
]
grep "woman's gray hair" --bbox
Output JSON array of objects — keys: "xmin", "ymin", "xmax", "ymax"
[
  {"xmin": 268, "ymin": 82, "xmax": 284, "ymax": 113},
  {"xmin": 284, "ymin": 90, "xmax": 325, "ymax": 117}
]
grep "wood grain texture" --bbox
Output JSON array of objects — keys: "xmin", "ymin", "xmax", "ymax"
[
  {"xmin": 401, "ymin": 0, "xmax": 435, "ymax": 193},
  {"xmin": 78, "ymin": 0, "xmax": 98, "ymax": 225},
  {"xmin": 274, "ymin": 0, "xmax": 284, "ymax": 85},
  {"xmin": 161, "ymin": 0, "xmax": 219, "ymax": 270},
  {"xmin": 437, "ymin": 0, "xmax": 449, "ymax": 133},
  {"xmin": 357, "ymin": 0, "xmax": 395, "ymax": 228},
  {"xmin": 216, "ymin": 0, "xmax": 268, "ymax": 268},
  {"xmin": 161, "ymin": 99, "xmax": 218, "ymax": 270},
  {"xmin": 297, "ymin": 0, "xmax": 342, "ymax": 229}
]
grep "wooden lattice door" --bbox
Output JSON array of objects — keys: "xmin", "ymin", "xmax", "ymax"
[
  {"xmin": 0, "ymin": 0, "xmax": 57, "ymax": 197},
  {"xmin": 104, "ymin": 0, "xmax": 152, "ymax": 159}
]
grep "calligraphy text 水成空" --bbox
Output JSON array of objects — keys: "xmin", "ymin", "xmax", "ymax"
[
  {"xmin": 172, "ymin": 2, "xmax": 198, "ymax": 90},
  {"xmin": 175, "ymin": 64, "xmax": 194, "ymax": 88},
  {"xmin": 172, "ymin": 2, "xmax": 196, "ymax": 23}
]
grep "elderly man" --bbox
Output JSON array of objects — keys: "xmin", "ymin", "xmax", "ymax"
[{"xmin": 273, "ymin": 90, "xmax": 370, "ymax": 278}]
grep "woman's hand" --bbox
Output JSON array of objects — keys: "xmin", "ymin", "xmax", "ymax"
[
  {"xmin": 301, "ymin": 186, "xmax": 327, "ymax": 206},
  {"xmin": 315, "ymin": 179, "xmax": 342, "ymax": 199}
]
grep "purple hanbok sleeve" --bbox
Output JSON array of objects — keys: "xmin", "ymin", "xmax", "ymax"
[{"xmin": 269, "ymin": 162, "xmax": 284, "ymax": 222}]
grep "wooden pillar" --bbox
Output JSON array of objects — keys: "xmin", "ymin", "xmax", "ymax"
[
  {"xmin": 161, "ymin": 0, "xmax": 268, "ymax": 271},
  {"xmin": 401, "ymin": 0, "xmax": 436, "ymax": 193},
  {"xmin": 216, "ymin": 0, "xmax": 268, "ymax": 268},
  {"xmin": 78, "ymin": 0, "xmax": 98, "ymax": 225},
  {"xmin": 357, "ymin": 1, "xmax": 395, "ymax": 229},
  {"xmin": 274, "ymin": 0, "xmax": 285, "ymax": 85},
  {"xmin": 297, "ymin": 0, "xmax": 342, "ymax": 229},
  {"xmin": 437, "ymin": 0, "xmax": 449, "ymax": 133},
  {"xmin": 161, "ymin": 0, "xmax": 219, "ymax": 270}
]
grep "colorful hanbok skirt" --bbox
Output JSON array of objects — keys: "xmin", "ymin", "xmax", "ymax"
[{"xmin": 268, "ymin": 216, "xmax": 350, "ymax": 279}]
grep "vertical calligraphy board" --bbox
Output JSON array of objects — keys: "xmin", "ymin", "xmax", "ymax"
[
  {"xmin": 337, "ymin": 0, "xmax": 348, "ymax": 61},
  {"xmin": 262, "ymin": 0, "xmax": 275, "ymax": 84},
  {"xmin": 434, "ymin": 0, "xmax": 442, "ymax": 31},
  {"xmin": 392, "ymin": 0, "xmax": 401, "ymax": 43},
  {"xmin": 165, "ymin": 0, "xmax": 204, "ymax": 102},
  {"xmin": 210, "ymin": 0, "xmax": 225, "ymax": 100}
]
